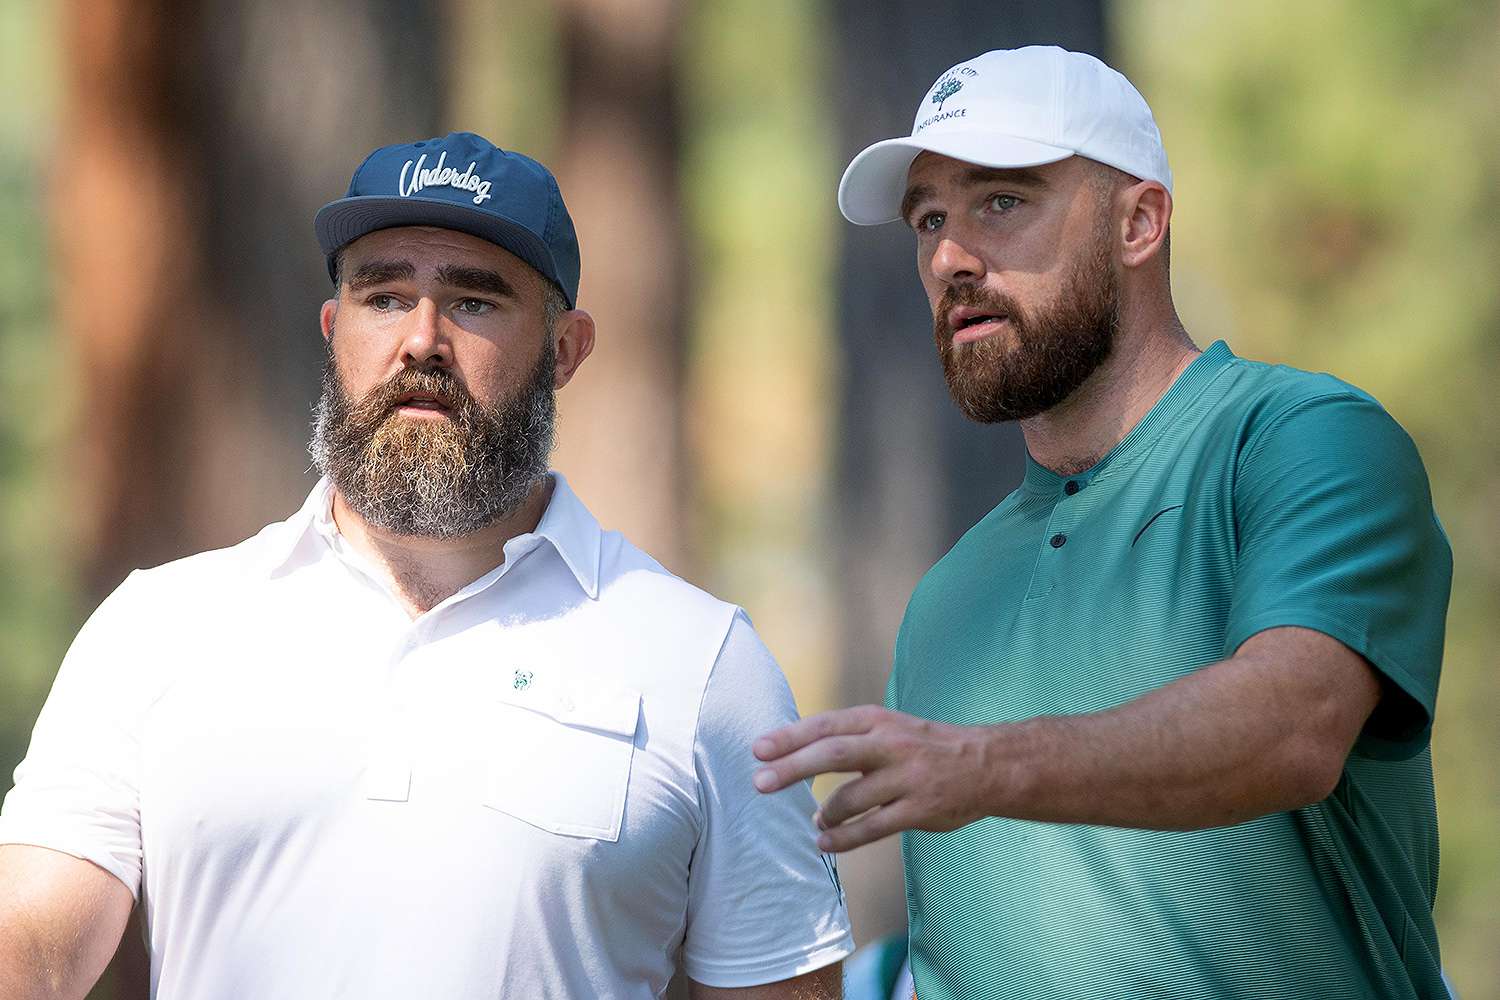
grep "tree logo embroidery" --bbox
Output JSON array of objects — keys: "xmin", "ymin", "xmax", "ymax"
[
  {"xmin": 931, "ymin": 76, "xmax": 963, "ymax": 110},
  {"xmin": 513, "ymin": 669, "xmax": 534, "ymax": 691}
]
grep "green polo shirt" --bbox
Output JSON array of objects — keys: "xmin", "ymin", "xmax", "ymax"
[{"xmin": 889, "ymin": 341, "xmax": 1452, "ymax": 1000}]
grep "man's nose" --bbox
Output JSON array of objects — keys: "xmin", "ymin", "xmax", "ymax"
[
  {"xmin": 930, "ymin": 235, "xmax": 986, "ymax": 285},
  {"xmin": 398, "ymin": 298, "xmax": 453, "ymax": 368}
]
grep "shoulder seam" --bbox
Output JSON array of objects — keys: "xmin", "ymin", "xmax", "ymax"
[
  {"xmin": 1238, "ymin": 388, "xmax": 1377, "ymax": 472},
  {"xmin": 689, "ymin": 604, "xmax": 744, "ymax": 830}
]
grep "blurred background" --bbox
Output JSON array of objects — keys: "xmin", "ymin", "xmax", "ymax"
[{"xmin": 0, "ymin": 0, "xmax": 1494, "ymax": 996}]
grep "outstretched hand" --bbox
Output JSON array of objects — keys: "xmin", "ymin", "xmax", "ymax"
[{"xmin": 752, "ymin": 705, "xmax": 1002, "ymax": 853}]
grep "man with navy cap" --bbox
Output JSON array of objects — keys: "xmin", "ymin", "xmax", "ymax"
[
  {"xmin": 753, "ymin": 48, "xmax": 1452, "ymax": 999},
  {"xmin": 0, "ymin": 132, "xmax": 851, "ymax": 998}
]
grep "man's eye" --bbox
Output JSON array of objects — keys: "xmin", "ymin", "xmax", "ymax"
[
  {"xmin": 917, "ymin": 211, "xmax": 946, "ymax": 232},
  {"xmin": 369, "ymin": 294, "xmax": 397, "ymax": 311},
  {"xmin": 988, "ymin": 194, "xmax": 1020, "ymax": 212},
  {"xmin": 457, "ymin": 299, "xmax": 493, "ymax": 315}
]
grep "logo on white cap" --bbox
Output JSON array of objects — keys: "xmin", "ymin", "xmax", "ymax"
[
  {"xmin": 917, "ymin": 65, "xmax": 979, "ymax": 134},
  {"xmin": 838, "ymin": 46, "xmax": 1172, "ymax": 226},
  {"xmin": 931, "ymin": 75, "xmax": 962, "ymax": 110}
]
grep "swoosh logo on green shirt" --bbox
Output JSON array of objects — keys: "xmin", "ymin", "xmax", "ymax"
[{"xmin": 1132, "ymin": 504, "xmax": 1185, "ymax": 547}]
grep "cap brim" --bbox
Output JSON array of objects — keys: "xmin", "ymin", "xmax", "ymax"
[
  {"xmin": 313, "ymin": 196, "xmax": 570, "ymax": 306},
  {"xmin": 837, "ymin": 132, "xmax": 1075, "ymax": 226}
]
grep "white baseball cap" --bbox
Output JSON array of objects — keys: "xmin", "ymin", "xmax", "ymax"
[{"xmin": 838, "ymin": 46, "xmax": 1171, "ymax": 225}]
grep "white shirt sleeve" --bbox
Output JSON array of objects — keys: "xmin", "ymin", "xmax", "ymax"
[
  {"xmin": 681, "ymin": 610, "xmax": 855, "ymax": 987},
  {"xmin": 0, "ymin": 572, "xmax": 150, "ymax": 897}
]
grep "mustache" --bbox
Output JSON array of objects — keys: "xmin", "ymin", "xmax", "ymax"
[
  {"xmin": 934, "ymin": 284, "xmax": 1022, "ymax": 345},
  {"xmin": 355, "ymin": 366, "xmax": 474, "ymax": 419}
]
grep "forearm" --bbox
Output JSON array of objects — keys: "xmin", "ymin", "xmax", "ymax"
[
  {"xmin": 759, "ymin": 627, "xmax": 1384, "ymax": 848},
  {"xmin": 980, "ymin": 636, "xmax": 1377, "ymax": 829}
]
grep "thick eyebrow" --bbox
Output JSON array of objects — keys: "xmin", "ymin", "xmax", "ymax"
[
  {"xmin": 345, "ymin": 259, "xmax": 519, "ymax": 301},
  {"xmin": 435, "ymin": 264, "xmax": 519, "ymax": 300},
  {"xmin": 900, "ymin": 166, "xmax": 1053, "ymax": 225},
  {"xmin": 347, "ymin": 259, "xmax": 415, "ymax": 291}
]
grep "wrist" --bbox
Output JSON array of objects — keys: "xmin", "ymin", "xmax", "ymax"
[{"xmin": 973, "ymin": 718, "xmax": 1045, "ymax": 821}]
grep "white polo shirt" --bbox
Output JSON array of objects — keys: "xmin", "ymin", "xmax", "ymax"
[{"xmin": 0, "ymin": 475, "xmax": 853, "ymax": 998}]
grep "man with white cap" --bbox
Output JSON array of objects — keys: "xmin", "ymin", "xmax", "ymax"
[
  {"xmin": 0, "ymin": 132, "xmax": 852, "ymax": 998},
  {"xmin": 754, "ymin": 47, "xmax": 1452, "ymax": 999}
]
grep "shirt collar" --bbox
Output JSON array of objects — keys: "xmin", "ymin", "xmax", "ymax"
[
  {"xmin": 525, "ymin": 473, "xmax": 603, "ymax": 599},
  {"xmin": 259, "ymin": 479, "xmax": 334, "ymax": 577},
  {"xmin": 262, "ymin": 472, "xmax": 603, "ymax": 599},
  {"xmin": 1020, "ymin": 340, "xmax": 1236, "ymax": 494}
]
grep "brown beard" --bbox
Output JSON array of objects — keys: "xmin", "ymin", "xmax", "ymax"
[
  {"xmin": 309, "ymin": 341, "xmax": 556, "ymax": 538},
  {"xmin": 933, "ymin": 222, "xmax": 1118, "ymax": 424}
]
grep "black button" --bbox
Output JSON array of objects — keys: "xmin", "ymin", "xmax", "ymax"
[
  {"xmin": 1064, "ymin": 480, "xmax": 1081, "ymax": 496},
  {"xmin": 1050, "ymin": 533, "xmax": 1067, "ymax": 548}
]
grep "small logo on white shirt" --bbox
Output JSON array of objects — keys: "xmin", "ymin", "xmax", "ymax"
[
  {"xmin": 512, "ymin": 669, "xmax": 534, "ymax": 691},
  {"xmin": 398, "ymin": 150, "xmax": 493, "ymax": 205}
]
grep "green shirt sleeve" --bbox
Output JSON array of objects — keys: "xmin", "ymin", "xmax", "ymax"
[{"xmin": 1225, "ymin": 390, "xmax": 1452, "ymax": 760}]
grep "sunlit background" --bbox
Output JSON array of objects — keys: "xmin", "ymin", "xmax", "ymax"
[{"xmin": 1, "ymin": 1, "xmax": 1495, "ymax": 997}]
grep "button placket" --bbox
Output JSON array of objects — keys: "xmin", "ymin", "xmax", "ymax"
[
  {"xmin": 1025, "ymin": 500, "xmax": 1080, "ymax": 599},
  {"xmin": 364, "ymin": 625, "xmax": 427, "ymax": 803},
  {"xmin": 1041, "ymin": 519, "xmax": 1074, "ymax": 556}
]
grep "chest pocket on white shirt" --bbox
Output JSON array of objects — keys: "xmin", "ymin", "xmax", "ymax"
[{"xmin": 484, "ymin": 681, "xmax": 641, "ymax": 842}]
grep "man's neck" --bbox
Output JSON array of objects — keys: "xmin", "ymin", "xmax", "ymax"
[
  {"xmin": 1019, "ymin": 320, "xmax": 1199, "ymax": 478},
  {"xmin": 329, "ymin": 477, "xmax": 554, "ymax": 618}
]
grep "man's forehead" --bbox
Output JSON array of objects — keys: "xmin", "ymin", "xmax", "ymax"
[
  {"xmin": 343, "ymin": 226, "xmax": 533, "ymax": 275},
  {"xmin": 905, "ymin": 151, "xmax": 1070, "ymax": 190},
  {"xmin": 339, "ymin": 226, "xmax": 549, "ymax": 299}
]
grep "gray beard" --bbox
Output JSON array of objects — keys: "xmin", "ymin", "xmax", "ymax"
[{"xmin": 308, "ymin": 342, "xmax": 556, "ymax": 538}]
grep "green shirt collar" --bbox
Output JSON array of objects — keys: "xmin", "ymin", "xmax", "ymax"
[{"xmin": 1021, "ymin": 340, "xmax": 1236, "ymax": 495}]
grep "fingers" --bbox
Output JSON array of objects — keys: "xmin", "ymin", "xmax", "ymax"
[
  {"xmin": 814, "ymin": 771, "xmax": 902, "ymax": 831},
  {"xmin": 752, "ymin": 705, "xmax": 886, "ymax": 762},
  {"xmin": 816, "ymin": 801, "xmax": 914, "ymax": 853},
  {"xmin": 752, "ymin": 734, "xmax": 879, "ymax": 793}
]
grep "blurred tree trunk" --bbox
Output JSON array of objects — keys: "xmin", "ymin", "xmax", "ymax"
[
  {"xmin": 550, "ymin": 0, "xmax": 689, "ymax": 574},
  {"xmin": 58, "ymin": 1, "xmax": 447, "ymax": 995},
  {"xmin": 829, "ymin": 0, "xmax": 1107, "ymax": 950},
  {"xmin": 550, "ymin": 4, "xmax": 686, "ymax": 992}
]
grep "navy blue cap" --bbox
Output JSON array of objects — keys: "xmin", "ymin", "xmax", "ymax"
[{"xmin": 314, "ymin": 132, "xmax": 580, "ymax": 308}]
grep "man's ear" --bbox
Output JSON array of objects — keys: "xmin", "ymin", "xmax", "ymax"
[
  {"xmin": 552, "ymin": 308, "xmax": 596, "ymax": 389},
  {"xmin": 1119, "ymin": 181, "xmax": 1172, "ymax": 270},
  {"xmin": 319, "ymin": 298, "xmax": 338, "ymax": 344}
]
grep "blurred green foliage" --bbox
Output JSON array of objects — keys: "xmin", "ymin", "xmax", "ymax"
[
  {"xmin": 0, "ymin": 0, "xmax": 73, "ymax": 788},
  {"xmin": 1118, "ymin": 0, "xmax": 1500, "ymax": 993},
  {"xmin": 680, "ymin": 0, "xmax": 841, "ymax": 715}
]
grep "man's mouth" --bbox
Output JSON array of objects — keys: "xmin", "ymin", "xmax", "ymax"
[
  {"xmin": 948, "ymin": 306, "xmax": 1010, "ymax": 346},
  {"xmin": 393, "ymin": 391, "xmax": 454, "ymax": 415}
]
